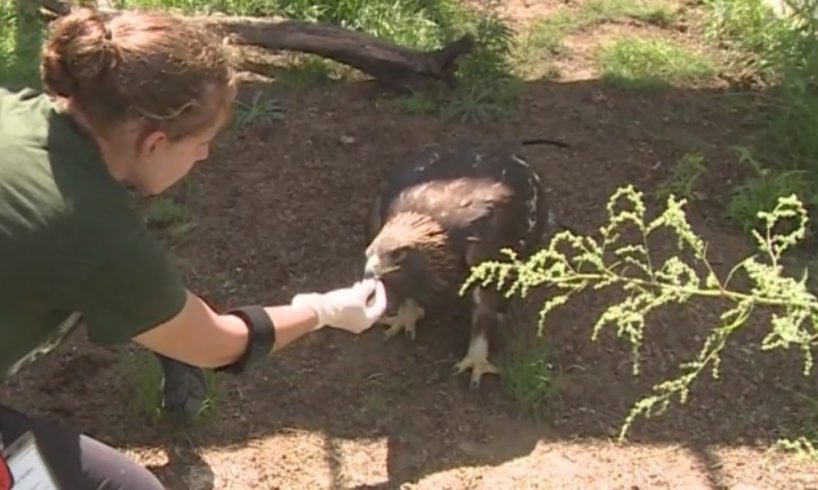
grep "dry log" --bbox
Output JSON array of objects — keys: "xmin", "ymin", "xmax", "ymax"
[{"xmin": 34, "ymin": 0, "xmax": 476, "ymax": 91}]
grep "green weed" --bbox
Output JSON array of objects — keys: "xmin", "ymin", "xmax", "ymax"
[
  {"xmin": 465, "ymin": 185, "xmax": 818, "ymax": 440},
  {"xmin": 233, "ymin": 91, "xmax": 286, "ymax": 130}
]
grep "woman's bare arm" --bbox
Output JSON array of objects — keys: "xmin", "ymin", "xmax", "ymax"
[{"xmin": 132, "ymin": 290, "xmax": 321, "ymax": 368}]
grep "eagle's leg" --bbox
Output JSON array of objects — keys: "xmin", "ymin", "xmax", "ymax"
[
  {"xmin": 380, "ymin": 298, "xmax": 425, "ymax": 341},
  {"xmin": 453, "ymin": 286, "xmax": 505, "ymax": 389}
]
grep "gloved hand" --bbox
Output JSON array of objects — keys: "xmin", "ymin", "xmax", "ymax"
[{"xmin": 291, "ymin": 278, "xmax": 387, "ymax": 333}]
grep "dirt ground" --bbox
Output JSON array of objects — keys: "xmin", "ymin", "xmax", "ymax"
[{"xmin": 3, "ymin": 1, "xmax": 818, "ymax": 489}]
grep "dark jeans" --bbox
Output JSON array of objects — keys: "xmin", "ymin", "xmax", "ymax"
[{"xmin": 0, "ymin": 404, "xmax": 164, "ymax": 489}]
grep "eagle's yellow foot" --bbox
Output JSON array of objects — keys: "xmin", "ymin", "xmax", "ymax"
[
  {"xmin": 453, "ymin": 332, "xmax": 499, "ymax": 388},
  {"xmin": 454, "ymin": 355, "xmax": 500, "ymax": 389},
  {"xmin": 379, "ymin": 299, "xmax": 424, "ymax": 341}
]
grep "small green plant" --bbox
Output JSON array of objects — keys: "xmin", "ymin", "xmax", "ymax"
[
  {"xmin": 233, "ymin": 91, "xmax": 286, "ymax": 130},
  {"xmin": 463, "ymin": 184, "xmax": 818, "ymax": 441},
  {"xmin": 387, "ymin": 5, "xmax": 521, "ymax": 123},
  {"xmin": 438, "ymin": 7, "xmax": 521, "ymax": 123},
  {"xmin": 656, "ymin": 152, "xmax": 708, "ymax": 203},
  {"xmin": 122, "ymin": 350, "xmax": 219, "ymax": 425},
  {"xmin": 144, "ymin": 196, "xmax": 196, "ymax": 237},
  {"xmin": 776, "ymin": 391, "xmax": 818, "ymax": 460},
  {"xmin": 726, "ymin": 146, "xmax": 816, "ymax": 233},
  {"xmin": 502, "ymin": 337, "xmax": 554, "ymax": 413},
  {"xmin": 597, "ymin": 37, "xmax": 717, "ymax": 89}
]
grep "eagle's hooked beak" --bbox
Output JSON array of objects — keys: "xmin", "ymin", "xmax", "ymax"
[{"xmin": 363, "ymin": 254, "xmax": 381, "ymax": 280}]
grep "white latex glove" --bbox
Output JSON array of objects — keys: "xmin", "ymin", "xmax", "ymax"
[{"xmin": 291, "ymin": 279, "xmax": 387, "ymax": 333}]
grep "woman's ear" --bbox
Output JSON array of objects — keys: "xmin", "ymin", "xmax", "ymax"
[{"xmin": 139, "ymin": 130, "xmax": 169, "ymax": 158}]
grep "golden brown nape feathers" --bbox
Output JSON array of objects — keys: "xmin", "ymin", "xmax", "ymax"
[
  {"xmin": 364, "ymin": 211, "xmax": 462, "ymax": 312},
  {"xmin": 363, "ymin": 139, "xmax": 559, "ymax": 388}
]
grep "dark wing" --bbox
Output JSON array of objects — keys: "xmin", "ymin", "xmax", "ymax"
[{"xmin": 368, "ymin": 140, "xmax": 547, "ymax": 255}]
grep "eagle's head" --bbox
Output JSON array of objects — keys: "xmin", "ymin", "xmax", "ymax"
[{"xmin": 363, "ymin": 211, "xmax": 459, "ymax": 313}]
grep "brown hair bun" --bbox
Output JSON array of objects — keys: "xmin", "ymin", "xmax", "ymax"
[
  {"xmin": 41, "ymin": 8, "xmax": 120, "ymax": 98},
  {"xmin": 39, "ymin": 7, "xmax": 235, "ymax": 142}
]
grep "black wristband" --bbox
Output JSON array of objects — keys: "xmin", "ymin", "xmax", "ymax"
[{"xmin": 214, "ymin": 305, "xmax": 276, "ymax": 375}]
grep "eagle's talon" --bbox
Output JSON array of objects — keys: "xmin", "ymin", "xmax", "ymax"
[
  {"xmin": 453, "ymin": 355, "xmax": 500, "ymax": 388},
  {"xmin": 382, "ymin": 320, "xmax": 413, "ymax": 341},
  {"xmin": 380, "ymin": 300, "xmax": 423, "ymax": 342}
]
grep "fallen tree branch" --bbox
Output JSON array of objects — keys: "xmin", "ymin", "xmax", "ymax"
[{"xmin": 34, "ymin": 1, "xmax": 476, "ymax": 91}]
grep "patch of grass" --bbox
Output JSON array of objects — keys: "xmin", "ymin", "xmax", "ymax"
[
  {"xmin": 391, "ymin": 93, "xmax": 441, "ymax": 115},
  {"xmin": 702, "ymin": 0, "xmax": 815, "ymax": 83},
  {"xmin": 512, "ymin": 14, "xmax": 575, "ymax": 80},
  {"xmin": 502, "ymin": 337, "xmax": 554, "ymax": 413},
  {"xmin": 513, "ymin": 0, "xmax": 679, "ymax": 80},
  {"xmin": 582, "ymin": 0, "xmax": 678, "ymax": 27},
  {"xmin": 597, "ymin": 36, "xmax": 717, "ymax": 89},
  {"xmin": 702, "ymin": 0, "xmax": 818, "ymax": 233},
  {"xmin": 0, "ymin": 2, "xmax": 46, "ymax": 89}
]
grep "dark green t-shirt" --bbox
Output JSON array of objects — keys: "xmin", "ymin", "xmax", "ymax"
[{"xmin": 0, "ymin": 87, "xmax": 188, "ymax": 378}]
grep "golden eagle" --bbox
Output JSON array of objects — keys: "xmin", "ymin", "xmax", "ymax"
[{"xmin": 363, "ymin": 139, "xmax": 565, "ymax": 388}]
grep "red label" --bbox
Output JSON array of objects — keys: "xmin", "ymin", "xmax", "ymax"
[{"xmin": 0, "ymin": 454, "xmax": 12, "ymax": 490}]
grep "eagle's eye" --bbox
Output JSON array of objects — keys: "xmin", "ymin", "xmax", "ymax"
[{"xmin": 390, "ymin": 248, "xmax": 408, "ymax": 263}]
